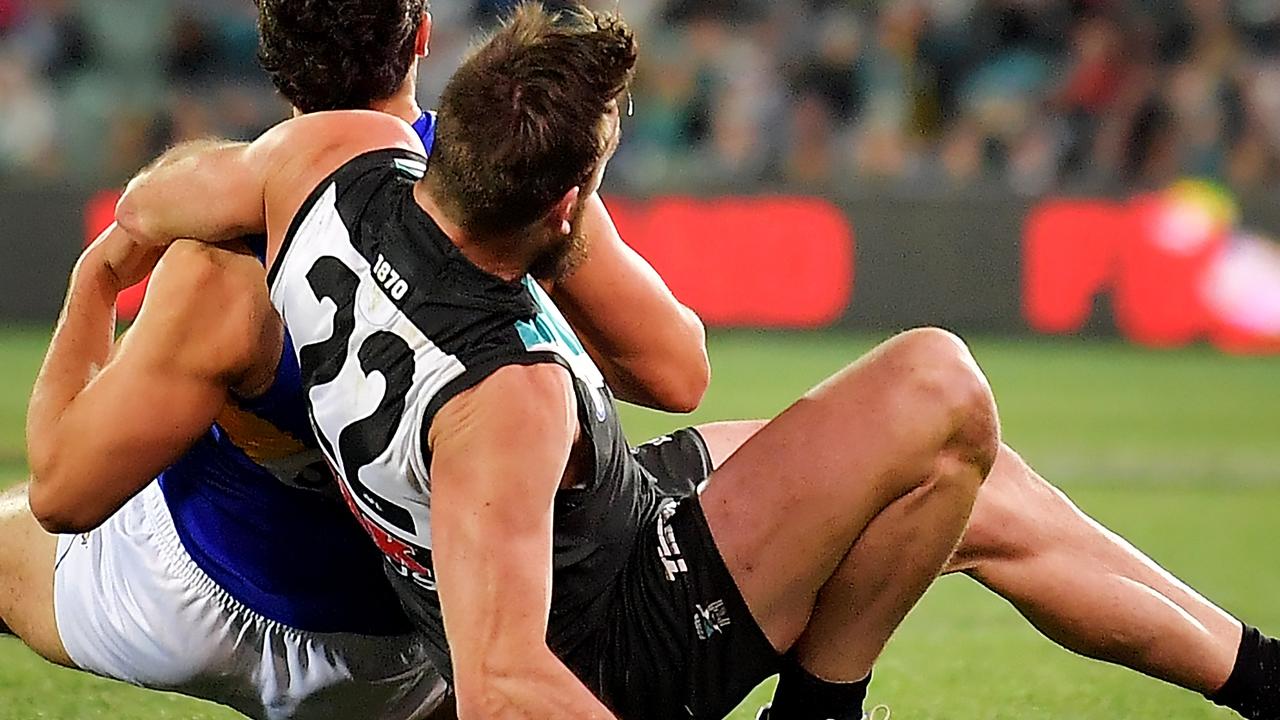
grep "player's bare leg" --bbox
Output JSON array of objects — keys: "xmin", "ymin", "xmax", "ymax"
[
  {"xmin": 0, "ymin": 483, "xmax": 72, "ymax": 666},
  {"xmin": 697, "ymin": 426, "xmax": 1276, "ymax": 717},
  {"xmin": 949, "ymin": 445, "xmax": 1241, "ymax": 691},
  {"xmin": 951, "ymin": 446, "xmax": 1280, "ymax": 718},
  {"xmin": 700, "ymin": 328, "xmax": 1000, "ymax": 718}
]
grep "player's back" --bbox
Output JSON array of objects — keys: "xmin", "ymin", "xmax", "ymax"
[
  {"xmin": 156, "ymin": 238, "xmax": 409, "ymax": 636},
  {"xmin": 267, "ymin": 147, "xmax": 661, "ymax": 674}
]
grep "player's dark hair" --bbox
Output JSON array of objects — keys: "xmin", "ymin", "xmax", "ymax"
[
  {"xmin": 426, "ymin": 2, "xmax": 637, "ymax": 234},
  {"xmin": 256, "ymin": 0, "xmax": 428, "ymax": 113}
]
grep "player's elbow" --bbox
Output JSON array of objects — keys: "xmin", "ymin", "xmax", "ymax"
[
  {"xmin": 30, "ymin": 496, "xmax": 106, "ymax": 535},
  {"xmin": 27, "ymin": 452, "xmax": 103, "ymax": 534},
  {"xmin": 650, "ymin": 316, "xmax": 711, "ymax": 414},
  {"xmin": 656, "ymin": 357, "xmax": 710, "ymax": 414},
  {"xmin": 29, "ymin": 502, "xmax": 85, "ymax": 535},
  {"xmin": 27, "ymin": 475, "xmax": 88, "ymax": 534}
]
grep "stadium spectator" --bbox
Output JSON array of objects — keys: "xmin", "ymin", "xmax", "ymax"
[
  {"xmin": 0, "ymin": 49, "xmax": 56, "ymax": 177},
  {"xmin": 3, "ymin": 0, "xmax": 1280, "ymax": 192}
]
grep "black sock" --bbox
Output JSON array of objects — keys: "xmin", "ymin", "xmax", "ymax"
[
  {"xmin": 769, "ymin": 655, "xmax": 869, "ymax": 720},
  {"xmin": 1209, "ymin": 625, "xmax": 1280, "ymax": 720}
]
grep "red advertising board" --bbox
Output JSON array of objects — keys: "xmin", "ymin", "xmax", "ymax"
[
  {"xmin": 1024, "ymin": 185, "xmax": 1280, "ymax": 354},
  {"xmin": 85, "ymin": 192, "xmax": 857, "ymax": 327},
  {"xmin": 608, "ymin": 196, "xmax": 855, "ymax": 328},
  {"xmin": 86, "ymin": 181, "xmax": 1277, "ymax": 354}
]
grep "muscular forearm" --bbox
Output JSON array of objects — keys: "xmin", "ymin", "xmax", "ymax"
[
  {"xmin": 556, "ymin": 289, "xmax": 708, "ymax": 411},
  {"xmin": 432, "ymin": 365, "xmax": 615, "ymax": 719},
  {"xmin": 454, "ymin": 648, "xmax": 617, "ymax": 720},
  {"xmin": 443, "ymin": 534, "xmax": 617, "ymax": 719},
  {"xmin": 115, "ymin": 139, "xmax": 261, "ymax": 247},
  {"xmin": 29, "ymin": 244, "xmax": 120, "ymax": 428},
  {"xmin": 548, "ymin": 195, "xmax": 709, "ymax": 412},
  {"xmin": 26, "ymin": 245, "xmax": 121, "ymax": 524}
]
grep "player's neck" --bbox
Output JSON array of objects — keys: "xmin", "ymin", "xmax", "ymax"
[
  {"xmin": 413, "ymin": 184, "xmax": 534, "ymax": 282},
  {"xmin": 368, "ymin": 66, "xmax": 424, "ymax": 125},
  {"xmin": 289, "ymin": 94, "xmax": 421, "ymax": 126},
  {"xmin": 368, "ymin": 91, "xmax": 423, "ymax": 126}
]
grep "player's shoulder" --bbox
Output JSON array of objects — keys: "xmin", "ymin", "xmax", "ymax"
[
  {"xmin": 257, "ymin": 111, "xmax": 427, "ymax": 250},
  {"xmin": 263, "ymin": 110, "xmax": 426, "ymax": 162},
  {"xmin": 152, "ymin": 239, "xmax": 268, "ymax": 303},
  {"xmin": 429, "ymin": 360, "xmax": 576, "ymax": 448},
  {"xmin": 142, "ymin": 240, "xmax": 279, "ymax": 374}
]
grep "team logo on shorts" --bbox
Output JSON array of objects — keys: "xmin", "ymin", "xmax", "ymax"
[
  {"xmin": 693, "ymin": 600, "xmax": 732, "ymax": 640},
  {"xmin": 656, "ymin": 500, "xmax": 687, "ymax": 580}
]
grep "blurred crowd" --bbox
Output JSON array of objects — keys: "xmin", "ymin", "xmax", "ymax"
[{"xmin": 3, "ymin": 0, "xmax": 1280, "ymax": 195}]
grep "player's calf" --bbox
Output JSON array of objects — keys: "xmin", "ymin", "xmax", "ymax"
[
  {"xmin": 953, "ymin": 446, "xmax": 1240, "ymax": 685},
  {"xmin": 951, "ymin": 444, "xmax": 1280, "ymax": 719}
]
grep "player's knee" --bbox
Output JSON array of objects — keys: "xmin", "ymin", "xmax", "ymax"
[{"xmin": 884, "ymin": 328, "xmax": 1000, "ymax": 476}]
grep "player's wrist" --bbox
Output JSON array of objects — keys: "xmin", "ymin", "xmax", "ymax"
[
  {"xmin": 71, "ymin": 250, "xmax": 124, "ymax": 301},
  {"xmin": 78, "ymin": 224, "xmax": 162, "ymax": 294}
]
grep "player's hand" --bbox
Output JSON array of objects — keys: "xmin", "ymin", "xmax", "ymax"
[{"xmin": 82, "ymin": 223, "xmax": 166, "ymax": 293}]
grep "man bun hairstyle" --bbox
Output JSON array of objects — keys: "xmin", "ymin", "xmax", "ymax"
[
  {"xmin": 257, "ymin": 0, "xmax": 428, "ymax": 113},
  {"xmin": 427, "ymin": 2, "xmax": 638, "ymax": 234}
]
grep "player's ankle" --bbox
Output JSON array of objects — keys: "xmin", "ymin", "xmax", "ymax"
[
  {"xmin": 768, "ymin": 656, "xmax": 869, "ymax": 720},
  {"xmin": 1208, "ymin": 625, "xmax": 1280, "ymax": 719}
]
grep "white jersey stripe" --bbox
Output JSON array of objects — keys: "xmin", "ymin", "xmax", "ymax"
[{"xmin": 271, "ymin": 184, "xmax": 465, "ymax": 550}]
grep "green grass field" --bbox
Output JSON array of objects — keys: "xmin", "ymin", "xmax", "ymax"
[{"xmin": 1, "ymin": 327, "xmax": 1277, "ymax": 719}]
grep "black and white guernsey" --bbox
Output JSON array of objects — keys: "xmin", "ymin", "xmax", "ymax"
[{"xmin": 267, "ymin": 149, "xmax": 661, "ymax": 679}]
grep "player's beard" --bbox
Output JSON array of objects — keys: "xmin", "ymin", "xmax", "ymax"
[{"xmin": 529, "ymin": 202, "xmax": 590, "ymax": 282}]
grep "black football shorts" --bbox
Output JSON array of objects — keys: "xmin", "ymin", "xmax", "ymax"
[{"xmin": 559, "ymin": 428, "xmax": 783, "ymax": 720}]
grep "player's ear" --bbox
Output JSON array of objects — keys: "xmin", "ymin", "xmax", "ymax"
[
  {"xmin": 416, "ymin": 13, "xmax": 432, "ymax": 57},
  {"xmin": 550, "ymin": 187, "xmax": 581, "ymax": 236}
]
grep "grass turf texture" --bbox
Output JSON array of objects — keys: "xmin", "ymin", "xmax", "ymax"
[{"xmin": 0, "ymin": 327, "xmax": 1276, "ymax": 719}]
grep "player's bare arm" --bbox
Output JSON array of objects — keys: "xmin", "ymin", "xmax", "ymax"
[
  {"xmin": 26, "ymin": 234, "xmax": 279, "ymax": 533},
  {"xmin": 428, "ymin": 364, "xmax": 618, "ymax": 720},
  {"xmin": 544, "ymin": 192, "xmax": 709, "ymax": 413},
  {"xmin": 120, "ymin": 87, "xmax": 710, "ymax": 416},
  {"xmin": 116, "ymin": 111, "xmax": 424, "ymax": 262},
  {"xmin": 116, "ymin": 139, "xmax": 269, "ymax": 246}
]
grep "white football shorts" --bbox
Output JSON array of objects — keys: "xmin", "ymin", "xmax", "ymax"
[{"xmin": 53, "ymin": 481, "xmax": 447, "ymax": 720}]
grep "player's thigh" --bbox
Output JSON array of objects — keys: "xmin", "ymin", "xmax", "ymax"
[
  {"xmin": 698, "ymin": 329, "xmax": 989, "ymax": 649},
  {"xmin": 0, "ymin": 483, "xmax": 71, "ymax": 666},
  {"xmin": 704, "ymin": 429, "xmax": 1062, "ymax": 580}
]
